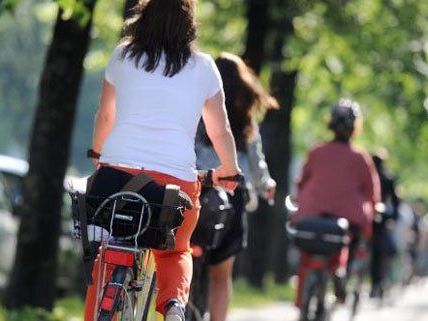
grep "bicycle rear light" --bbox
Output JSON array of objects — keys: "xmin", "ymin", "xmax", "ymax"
[
  {"xmin": 104, "ymin": 249, "xmax": 134, "ymax": 267},
  {"xmin": 100, "ymin": 284, "xmax": 121, "ymax": 312}
]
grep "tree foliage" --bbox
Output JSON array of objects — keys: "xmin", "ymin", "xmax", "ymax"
[{"xmin": 287, "ymin": 0, "xmax": 428, "ymax": 198}]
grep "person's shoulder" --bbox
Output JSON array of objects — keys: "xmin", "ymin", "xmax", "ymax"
[
  {"xmin": 302, "ymin": 141, "xmax": 326, "ymax": 162},
  {"xmin": 192, "ymin": 50, "xmax": 216, "ymax": 68},
  {"xmin": 350, "ymin": 145, "xmax": 372, "ymax": 164},
  {"xmin": 109, "ymin": 43, "xmax": 127, "ymax": 61},
  {"xmin": 309, "ymin": 141, "xmax": 329, "ymax": 154}
]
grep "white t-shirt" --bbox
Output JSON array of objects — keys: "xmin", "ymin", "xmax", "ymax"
[{"xmin": 100, "ymin": 45, "xmax": 223, "ymax": 181}]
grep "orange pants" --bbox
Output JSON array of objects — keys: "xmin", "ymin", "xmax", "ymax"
[{"xmin": 84, "ymin": 168, "xmax": 201, "ymax": 320}]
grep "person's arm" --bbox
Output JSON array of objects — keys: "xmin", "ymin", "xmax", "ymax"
[
  {"xmin": 202, "ymin": 90, "xmax": 240, "ymax": 190},
  {"xmin": 360, "ymin": 153, "xmax": 381, "ymax": 237},
  {"xmin": 361, "ymin": 153, "xmax": 381, "ymax": 206},
  {"xmin": 247, "ymin": 124, "xmax": 276, "ymax": 202},
  {"xmin": 388, "ymin": 176, "xmax": 400, "ymax": 220},
  {"xmin": 91, "ymin": 80, "xmax": 116, "ymax": 166}
]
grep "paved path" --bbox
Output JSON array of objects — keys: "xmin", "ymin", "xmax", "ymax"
[{"xmin": 228, "ymin": 280, "xmax": 428, "ymax": 321}]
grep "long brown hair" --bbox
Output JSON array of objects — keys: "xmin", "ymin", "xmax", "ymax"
[
  {"xmin": 121, "ymin": 0, "xmax": 197, "ymax": 77},
  {"xmin": 215, "ymin": 53, "xmax": 278, "ymax": 151}
]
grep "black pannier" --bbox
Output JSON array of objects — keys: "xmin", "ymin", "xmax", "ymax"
[
  {"xmin": 191, "ymin": 187, "xmax": 234, "ymax": 250},
  {"xmin": 84, "ymin": 166, "xmax": 184, "ymax": 250},
  {"xmin": 291, "ymin": 216, "xmax": 350, "ymax": 255}
]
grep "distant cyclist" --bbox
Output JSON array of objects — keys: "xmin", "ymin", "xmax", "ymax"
[
  {"xmin": 195, "ymin": 53, "xmax": 277, "ymax": 321},
  {"xmin": 85, "ymin": 1, "xmax": 241, "ymax": 321},
  {"xmin": 294, "ymin": 99, "xmax": 381, "ymax": 306},
  {"xmin": 370, "ymin": 151, "xmax": 400, "ymax": 297}
]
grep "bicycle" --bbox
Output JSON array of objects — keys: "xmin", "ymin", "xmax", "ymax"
[
  {"xmin": 285, "ymin": 196, "xmax": 367, "ymax": 321},
  {"xmin": 185, "ymin": 186, "xmax": 238, "ymax": 321},
  {"xmin": 346, "ymin": 239, "xmax": 369, "ymax": 320},
  {"xmin": 70, "ymin": 170, "xmax": 243, "ymax": 321},
  {"xmin": 70, "ymin": 190, "xmax": 169, "ymax": 321}
]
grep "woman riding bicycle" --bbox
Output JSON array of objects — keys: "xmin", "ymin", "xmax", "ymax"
[
  {"xmin": 84, "ymin": 1, "xmax": 240, "ymax": 320},
  {"xmin": 294, "ymin": 99, "xmax": 381, "ymax": 307},
  {"xmin": 195, "ymin": 52, "xmax": 277, "ymax": 321}
]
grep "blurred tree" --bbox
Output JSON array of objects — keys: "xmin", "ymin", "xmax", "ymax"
[
  {"xmin": 242, "ymin": 0, "xmax": 270, "ymax": 73},
  {"xmin": 0, "ymin": 1, "xmax": 52, "ymax": 157},
  {"xmin": 243, "ymin": 0, "xmax": 304, "ymax": 286},
  {"xmin": 238, "ymin": 0, "xmax": 272, "ymax": 289},
  {"xmin": 258, "ymin": 0, "xmax": 300, "ymax": 285},
  {"xmin": 4, "ymin": 0, "xmax": 97, "ymax": 310},
  {"xmin": 288, "ymin": 0, "xmax": 428, "ymax": 199}
]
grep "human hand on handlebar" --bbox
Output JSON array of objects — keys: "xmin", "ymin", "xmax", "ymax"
[
  {"xmin": 212, "ymin": 165, "xmax": 242, "ymax": 192},
  {"xmin": 263, "ymin": 178, "xmax": 277, "ymax": 205}
]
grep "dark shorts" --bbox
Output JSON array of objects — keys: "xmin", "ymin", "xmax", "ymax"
[{"xmin": 205, "ymin": 187, "xmax": 248, "ymax": 266}]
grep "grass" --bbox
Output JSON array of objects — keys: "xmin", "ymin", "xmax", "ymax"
[
  {"xmin": 0, "ymin": 297, "xmax": 84, "ymax": 321},
  {"xmin": 231, "ymin": 277, "xmax": 295, "ymax": 308},
  {"xmin": 0, "ymin": 278, "xmax": 296, "ymax": 320}
]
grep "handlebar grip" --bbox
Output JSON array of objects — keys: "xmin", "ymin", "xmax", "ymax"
[
  {"xmin": 197, "ymin": 170, "xmax": 244, "ymax": 188},
  {"xmin": 218, "ymin": 174, "xmax": 245, "ymax": 183}
]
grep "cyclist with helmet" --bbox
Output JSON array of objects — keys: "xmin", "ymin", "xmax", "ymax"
[{"xmin": 294, "ymin": 99, "xmax": 381, "ymax": 307}]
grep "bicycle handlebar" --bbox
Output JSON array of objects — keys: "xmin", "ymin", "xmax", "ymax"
[{"xmin": 197, "ymin": 169, "xmax": 244, "ymax": 188}]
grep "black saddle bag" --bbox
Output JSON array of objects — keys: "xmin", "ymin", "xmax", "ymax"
[
  {"xmin": 191, "ymin": 187, "xmax": 234, "ymax": 250},
  {"xmin": 293, "ymin": 216, "xmax": 349, "ymax": 255}
]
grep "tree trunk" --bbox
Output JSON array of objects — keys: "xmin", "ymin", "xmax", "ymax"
[
  {"xmin": 262, "ymin": 9, "xmax": 298, "ymax": 283},
  {"xmin": 242, "ymin": 0, "xmax": 270, "ymax": 74},
  {"xmin": 236, "ymin": 0, "xmax": 274, "ymax": 289},
  {"xmin": 262, "ymin": 69, "xmax": 297, "ymax": 283},
  {"xmin": 4, "ymin": 2, "xmax": 96, "ymax": 310},
  {"xmin": 241, "ymin": 199, "xmax": 273, "ymax": 288}
]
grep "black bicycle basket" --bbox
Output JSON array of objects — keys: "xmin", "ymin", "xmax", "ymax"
[
  {"xmin": 84, "ymin": 166, "xmax": 184, "ymax": 250},
  {"xmin": 292, "ymin": 216, "xmax": 350, "ymax": 255}
]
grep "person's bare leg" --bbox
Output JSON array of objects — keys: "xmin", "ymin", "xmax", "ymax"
[{"xmin": 208, "ymin": 257, "xmax": 235, "ymax": 321}]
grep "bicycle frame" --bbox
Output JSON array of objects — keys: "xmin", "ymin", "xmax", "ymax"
[
  {"xmin": 89, "ymin": 192, "xmax": 158, "ymax": 321},
  {"xmin": 297, "ymin": 251, "xmax": 337, "ymax": 321},
  {"xmin": 93, "ymin": 246, "xmax": 156, "ymax": 321}
]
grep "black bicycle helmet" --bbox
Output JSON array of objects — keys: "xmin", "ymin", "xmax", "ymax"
[{"xmin": 328, "ymin": 98, "xmax": 361, "ymax": 141}]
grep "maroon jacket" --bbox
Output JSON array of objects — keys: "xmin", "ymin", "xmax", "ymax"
[{"xmin": 296, "ymin": 141, "xmax": 381, "ymax": 234}]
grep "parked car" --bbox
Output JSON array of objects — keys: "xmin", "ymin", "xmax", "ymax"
[{"xmin": 0, "ymin": 154, "xmax": 86, "ymax": 294}]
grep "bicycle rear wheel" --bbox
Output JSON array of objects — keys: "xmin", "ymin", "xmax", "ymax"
[
  {"xmin": 300, "ymin": 270, "xmax": 328, "ymax": 321},
  {"xmin": 98, "ymin": 266, "xmax": 130, "ymax": 321},
  {"xmin": 96, "ymin": 249, "xmax": 157, "ymax": 321},
  {"xmin": 132, "ymin": 249, "xmax": 157, "ymax": 321}
]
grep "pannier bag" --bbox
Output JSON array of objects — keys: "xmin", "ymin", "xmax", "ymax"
[
  {"xmin": 292, "ymin": 216, "xmax": 350, "ymax": 255},
  {"xmin": 71, "ymin": 166, "xmax": 189, "ymax": 285},
  {"xmin": 74, "ymin": 166, "xmax": 185, "ymax": 250},
  {"xmin": 191, "ymin": 187, "xmax": 234, "ymax": 250}
]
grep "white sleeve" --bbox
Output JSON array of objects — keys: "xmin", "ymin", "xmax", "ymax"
[
  {"xmin": 205, "ymin": 55, "xmax": 223, "ymax": 99},
  {"xmin": 104, "ymin": 46, "xmax": 122, "ymax": 85},
  {"xmin": 247, "ymin": 123, "xmax": 274, "ymax": 195}
]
